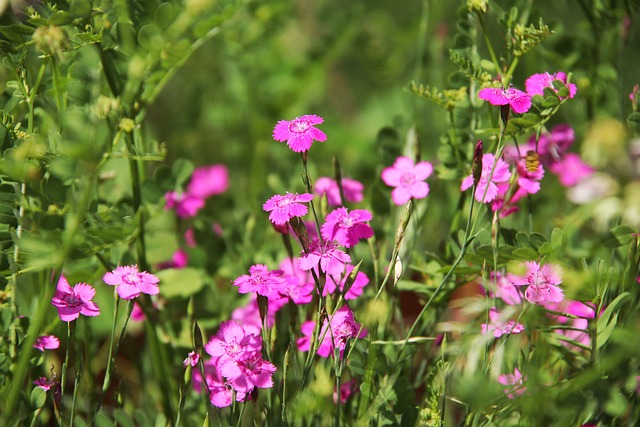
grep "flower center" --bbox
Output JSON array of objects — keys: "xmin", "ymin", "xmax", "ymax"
[
  {"xmin": 123, "ymin": 272, "xmax": 139, "ymax": 285},
  {"xmin": 399, "ymin": 172, "xmax": 416, "ymax": 187},
  {"xmin": 63, "ymin": 293, "xmax": 82, "ymax": 307},
  {"xmin": 289, "ymin": 119, "xmax": 310, "ymax": 134}
]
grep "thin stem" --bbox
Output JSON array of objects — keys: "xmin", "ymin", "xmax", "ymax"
[
  {"xmin": 477, "ymin": 14, "xmax": 502, "ymax": 76},
  {"xmin": 94, "ymin": 289, "xmax": 120, "ymax": 419}
]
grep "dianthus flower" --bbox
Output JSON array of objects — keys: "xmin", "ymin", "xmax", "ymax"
[
  {"xmin": 183, "ymin": 351, "xmax": 200, "ymax": 367},
  {"xmin": 51, "ymin": 276, "xmax": 100, "ymax": 322},
  {"xmin": 103, "ymin": 265, "xmax": 160, "ymax": 300},
  {"xmin": 272, "ymin": 114, "xmax": 327, "ymax": 152},
  {"xmin": 487, "ymin": 272, "xmax": 523, "ymax": 305},
  {"xmin": 461, "ymin": 153, "xmax": 512, "ymax": 203},
  {"xmin": 481, "ymin": 308, "xmax": 525, "ymax": 338},
  {"xmin": 525, "ymin": 71, "xmax": 577, "ymax": 99},
  {"xmin": 545, "ymin": 300, "xmax": 595, "ymax": 349},
  {"xmin": 324, "ymin": 265, "xmax": 370, "ymax": 300},
  {"xmin": 263, "ymin": 192, "xmax": 314, "ymax": 225},
  {"xmin": 314, "ymin": 177, "xmax": 364, "ymax": 206},
  {"xmin": 381, "ymin": 156, "xmax": 433, "ymax": 205},
  {"xmin": 298, "ymin": 238, "xmax": 351, "ymax": 276},
  {"xmin": 157, "ymin": 248, "xmax": 188, "ymax": 270},
  {"xmin": 549, "ymin": 153, "xmax": 595, "ymax": 187},
  {"xmin": 321, "ymin": 208, "xmax": 374, "ymax": 248},
  {"xmin": 478, "ymin": 87, "xmax": 532, "ymax": 114},
  {"xmin": 164, "ymin": 191, "xmax": 205, "ymax": 218},
  {"xmin": 33, "ymin": 335, "xmax": 60, "ymax": 352},
  {"xmin": 333, "ymin": 378, "xmax": 359, "ymax": 404},
  {"xmin": 497, "ymin": 368, "xmax": 526, "ymax": 399},
  {"xmin": 232, "ymin": 264, "xmax": 285, "ymax": 299},
  {"xmin": 297, "ymin": 305, "xmax": 367, "ymax": 358},
  {"xmin": 508, "ymin": 261, "xmax": 564, "ymax": 305},
  {"xmin": 515, "ymin": 154, "xmax": 545, "ymax": 195},
  {"xmin": 192, "ymin": 360, "xmax": 247, "ymax": 408},
  {"xmin": 186, "ymin": 164, "xmax": 229, "ymax": 199},
  {"xmin": 277, "ymin": 258, "xmax": 315, "ymax": 305},
  {"xmin": 231, "ymin": 296, "xmax": 278, "ymax": 329},
  {"xmin": 34, "ymin": 376, "xmax": 56, "ymax": 391}
]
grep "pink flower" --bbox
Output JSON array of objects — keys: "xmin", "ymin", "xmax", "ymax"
[
  {"xmin": 157, "ymin": 249, "xmax": 188, "ymax": 270},
  {"xmin": 184, "ymin": 351, "xmax": 200, "ymax": 367},
  {"xmin": 227, "ymin": 353, "xmax": 277, "ymax": 393},
  {"xmin": 515, "ymin": 155, "xmax": 545, "ymax": 195},
  {"xmin": 481, "ymin": 308, "xmax": 525, "ymax": 338},
  {"xmin": 497, "ymin": 368, "xmax": 526, "ymax": 399},
  {"xmin": 321, "ymin": 208, "xmax": 374, "ymax": 248},
  {"xmin": 298, "ymin": 238, "xmax": 351, "ymax": 276},
  {"xmin": 272, "ymin": 114, "xmax": 327, "ymax": 152},
  {"xmin": 186, "ymin": 164, "xmax": 229, "ymax": 199},
  {"xmin": 297, "ymin": 305, "xmax": 367, "ymax": 358},
  {"xmin": 184, "ymin": 228, "xmax": 196, "ymax": 247},
  {"xmin": 333, "ymin": 379, "xmax": 359, "ymax": 404},
  {"xmin": 508, "ymin": 262, "xmax": 564, "ymax": 305},
  {"xmin": 33, "ymin": 335, "xmax": 60, "ymax": 352},
  {"xmin": 314, "ymin": 177, "xmax": 365, "ymax": 206},
  {"xmin": 461, "ymin": 153, "xmax": 512, "ymax": 203},
  {"xmin": 381, "ymin": 156, "xmax": 433, "ymax": 205},
  {"xmin": 549, "ymin": 153, "xmax": 594, "ymax": 187},
  {"xmin": 545, "ymin": 300, "xmax": 595, "ymax": 349},
  {"xmin": 488, "ymin": 272, "xmax": 523, "ymax": 305},
  {"xmin": 324, "ymin": 265, "xmax": 370, "ymax": 300},
  {"xmin": 231, "ymin": 296, "xmax": 276, "ymax": 330},
  {"xmin": 164, "ymin": 191, "xmax": 205, "ymax": 218},
  {"xmin": 278, "ymin": 258, "xmax": 315, "ymax": 305},
  {"xmin": 525, "ymin": 72, "xmax": 577, "ymax": 99},
  {"xmin": 51, "ymin": 276, "xmax": 100, "ymax": 322},
  {"xmin": 233, "ymin": 264, "xmax": 285, "ymax": 299},
  {"xmin": 263, "ymin": 192, "xmax": 314, "ymax": 225},
  {"xmin": 34, "ymin": 376, "xmax": 55, "ymax": 391},
  {"xmin": 478, "ymin": 87, "xmax": 532, "ymax": 114},
  {"xmin": 131, "ymin": 302, "xmax": 146, "ymax": 322},
  {"xmin": 103, "ymin": 265, "xmax": 160, "ymax": 300}
]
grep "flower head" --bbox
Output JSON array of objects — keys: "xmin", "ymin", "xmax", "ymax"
[
  {"xmin": 51, "ymin": 276, "xmax": 101, "ymax": 322},
  {"xmin": 525, "ymin": 72, "xmax": 577, "ymax": 99},
  {"xmin": 549, "ymin": 153, "xmax": 595, "ymax": 187},
  {"xmin": 298, "ymin": 238, "xmax": 351, "ymax": 276},
  {"xmin": 314, "ymin": 177, "xmax": 364, "ymax": 206},
  {"xmin": 184, "ymin": 351, "xmax": 200, "ymax": 367},
  {"xmin": 461, "ymin": 153, "xmax": 512, "ymax": 203},
  {"xmin": 478, "ymin": 87, "xmax": 532, "ymax": 114},
  {"xmin": 232, "ymin": 264, "xmax": 285, "ymax": 299},
  {"xmin": 103, "ymin": 265, "xmax": 160, "ymax": 300},
  {"xmin": 164, "ymin": 191, "xmax": 205, "ymax": 218},
  {"xmin": 508, "ymin": 261, "xmax": 564, "ymax": 305},
  {"xmin": 186, "ymin": 164, "xmax": 229, "ymax": 199},
  {"xmin": 263, "ymin": 192, "xmax": 314, "ymax": 225},
  {"xmin": 321, "ymin": 208, "xmax": 374, "ymax": 248},
  {"xmin": 497, "ymin": 368, "xmax": 526, "ymax": 399},
  {"xmin": 381, "ymin": 156, "xmax": 433, "ymax": 205},
  {"xmin": 34, "ymin": 335, "xmax": 60, "ymax": 352},
  {"xmin": 297, "ymin": 305, "xmax": 367, "ymax": 358},
  {"xmin": 481, "ymin": 308, "xmax": 525, "ymax": 338},
  {"xmin": 324, "ymin": 265, "xmax": 370, "ymax": 300},
  {"xmin": 272, "ymin": 114, "xmax": 327, "ymax": 152},
  {"xmin": 34, "ymin": 376, "xmax": 56, "ymax": 391},
  {"xmin": 545, "ymin": 300, "xmax": 595, "ymax": 349}
]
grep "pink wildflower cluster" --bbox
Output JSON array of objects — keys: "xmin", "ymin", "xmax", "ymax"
[
  {"xmin": 201, "ymin": 321, "xmax": 276, "ymax": 407},
  {"xmin": 165, "ymin": 164, "xmax": 229, "ymax": 218},
  {"xmin": 381, "ymin": 156, "xmax": 433, "ymax": 205},
  {"xmin": 508, "ymin": 261, "xmax": 564, "ymax": 305}
]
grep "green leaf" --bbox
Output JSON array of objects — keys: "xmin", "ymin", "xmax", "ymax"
[
  {"xmin": 155, "ymin": 3, "xmax": 177, "ymax": 29},
  {"xmin": 552, "ymin": 79, "xmax": 569, "ymax": 97},
  {"xmin": 528, "ymin": 232, "xmax": 546, "ymax": 250},
  {"xmin": 551, "ymin": 228, "xmax": 564, "ymax": 249},
  {"xmin": 114, "ymin": 409, "xmax": 137, "ymax": 427},
  {"xmin": 29, "ymin": 387, "xmax": 46, "ymax": 409},
  {"xmin": 171, "ymin": 158, "xmax": 194, "ymax": 188},
  {"xmin": 627, "ymin": 112, "xmax": 640, "ymax": 132},
  {"xmin": 542, "ymin": 95, "xmax": 560, "ymax": 107},
  {"xmin": 396, "ymin": 280, "xmax": 431, "ymax": 295},
  {"xmin": 602, "ymin": 225, "xmax": 634, "ymax": 248},
  {"xmin": 597, "ymin": 292, "xmax": 630, "ymax": 348},
  {"xmin": 512, "ymin": 247, "xmax": 538, "ymax": 260},
  {"xmin": 537, "ymin": 242, "xmax": 553, "ymax": 256},
  {"xmin": 155, "ymin": 267, "xmax": 205, "ymax": 299}
]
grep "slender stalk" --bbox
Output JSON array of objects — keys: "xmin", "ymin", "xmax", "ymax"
[
  {"xmin": 60, "ymin": 321, "xmax": 75, "ymax": 403},
  {"xmin": 93, "ymin": 289, "xmax": 121, "ymax": 420}
]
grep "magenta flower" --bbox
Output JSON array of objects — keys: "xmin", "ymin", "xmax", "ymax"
[
  {"xmin": 263, "ymin": 192, "xmax": 314, "ymax": 225},
  {"xmin": 461, "ymin": 153, "xmax": 512, "ymax": 203},
  {"xmin": 164, "ymin": 191, "xmax": 205, "ymax": 218},
  {"xmin": 232, "ymin": 264, "xmax": 285, "ymax": 299},
  {"xmin": 515, "ymin": 155, "xmax": 545, "ymax": 195},
  {"xmin": 478, "ymin": 87, "xmax": 532, "ymax": 114},
  {"xmin": 324, "ymin": 265, "xmax": 370, "ymax": 300},
  {"xmin": 227, "ymin": 353, "xmax": 277, "ymax": 393},
  {"xmin": 103, "ymin": 265, "xmax": 160, "ymax": 300},
  {"xmin": 51, "ymin": 276, "xmax": 100, "ymax": 322},
  {"xmin": 314, "ymin": 177, "xmax": 365, "ymax": 206},
  {"xmin": 545, "ymin": 300, "xmax": 595, "ymax": 349},
  {"xmin": 183, "ymin": 351, "xmax": 200, "ymax": 367},
  {"xmin": 488, "ymin": 272, "xmax": 523, "ymax": 305},
  {"xmin": 298, "ymin": 238, "xmax": 351, "ymax": 276},
  {"xmin": 33, "ymin": 335, "xmax": 60, "ymax": 352},
  {"xmin": 278, "ymin": 258, "xmax": 315, "ymax": 305},
  {"xmin": 497, "ymin": 368, "xmax": 526, "ymax": 399},
  {"xmin": 508, "ymin": 261, "xmax": 564, "ymax": 305},
  {"xmin": 186, "ymin": 164, "xmax": 229, "ymax": 199},
  {"xmin": 34, "ymin": 376, "xmax": 55, "ymax": 391},
  {"xmin": 131, "ymin": 302, "xmax": 146, "ymax": 322},
  {"xmin": 231, "ymin": 296, "xmax": 277, "ymax": 330},
  {"xmin": 381, "ymin": 156, "xmax": 433, "ymax": 205},
  {"xmin": 297, "ymin": 305, "xmax": 367, "ymax": 358},
  {"xmin": 157, "ymin": 248, "xmax": 188, "ymax": 270},
  {"xmin": 525, "ymin": 72, "xmax": 577, "ymax": 99},
  {"xmin": 549, "ymin": 153, "xmax": 594, "ymax": 187},
  {"xmin": 481, "ymin": 308, "xmax": 525, "ymax": 338},
  {"xmin": 272, "ymin": 114, "xmax": 327, "ymax": 152},
  {"xmin": 321, "ymin": 208, "xmax": 374, "ymax": 248},
  {"xmin": 333, "ymin": 379, "xmax": 359, "ymax": 404}
]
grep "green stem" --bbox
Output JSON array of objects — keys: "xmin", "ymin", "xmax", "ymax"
[
  {"xmin": 477, "ymin": 14, "xmax": 502, "ymax": 77},
  {"xmin": 61, "ymin": 321, "xmax": 75, "ymax": 404},
  {"xmin": 93, "ymin": 289, "xmax": 120, "ymax": 420}
]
